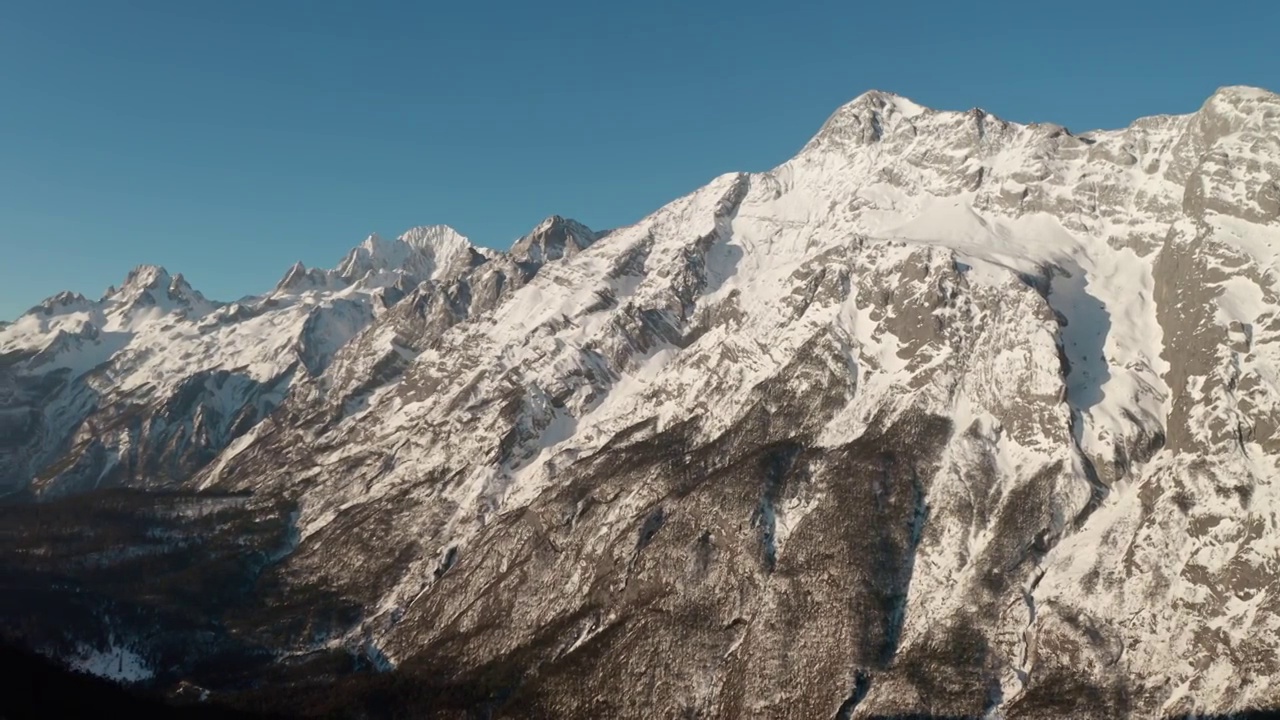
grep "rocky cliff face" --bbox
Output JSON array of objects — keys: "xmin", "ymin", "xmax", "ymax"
[{"xmin": 3, "ymin": 86, "xmax": 1280, "ymax": 719}]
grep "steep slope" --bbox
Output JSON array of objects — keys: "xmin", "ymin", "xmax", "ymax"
[{"xmin": 4, "ymin": 86, "xmax": 1280, "ymax": 718}]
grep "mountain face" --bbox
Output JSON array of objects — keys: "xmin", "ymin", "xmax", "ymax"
[{"xmin": 2, "ymin": 86, "xmax": 1279, "ymax": 719}]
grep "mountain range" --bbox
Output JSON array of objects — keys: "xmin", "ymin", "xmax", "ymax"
[{"xmin": 2, "ymin": 85, "xmax": 1279, "ymax": 719}]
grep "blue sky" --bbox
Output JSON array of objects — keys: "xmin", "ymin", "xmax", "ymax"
[{"xmin": 2, "ymin": 0, "xmax": 1276, "ymax": 319}]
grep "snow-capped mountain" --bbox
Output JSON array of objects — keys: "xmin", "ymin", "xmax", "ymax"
[
  {"xmin": 0, "ymin": 222, "xmax": 590, "ymax": 499},
  {"xmin": 2, "ymin": 86, "xmax": 1279, "ymax": 718}
]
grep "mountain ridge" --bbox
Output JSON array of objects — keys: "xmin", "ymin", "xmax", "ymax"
[{"xmin": 2, "ymin": 85, "xmax": 1279, "ymax": 718}]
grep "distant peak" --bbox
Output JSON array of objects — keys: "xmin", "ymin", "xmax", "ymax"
[
  {"xmin": 530, "ymin": 214, "xmax": 595, "ymax": 236},
  {"xmin": 49, "ymin": 290, "xmax": 89, "ymax": 305},
  {"xmin": 1207, "ymin": 85, "xmax": 1279, "ymax": 103},
  {"xmin": 334, "ymin": 225, "xmax": 475, "ymax": 284},
  {"xmin": 1189, "ymin": 84, "xmax": 1280, "ymax": 148},
  {"xmin": 804, "ymin": 89, "xmax": 932, "ymax": 151},
  {"xmin": 397, "ymin": 225, "xmax": 472, "ymax": 252},
  {"xmin": 1198, "ymin": 84, "xmax": 1280, "ymax": 120},
  {"xmin": 511, "ymin": 216, "xmax": 599, "ymax": 264},
  {"xmin": 29, "ymin": 290, "xmax": 92, "ymax": 317},
  {"xmin": 90, "ymin": 263, "xmax": 213, "ymax": 316},
  {"xmin": 127, "ymin": 264, "xmax": 170, "ymax": 284},
  {"xmin": 107, "ymin": 264, "xmax": 171, "ymax": 297},
  {"xmin": 275, "ymin": 260, "xmax": 337, "ymax": 294},
  {"xmin": 847, "ymin": 89, "xmax": 927, "ymax": 116},
  {"xmin": 533, "ymin": 214, "xmax": 567, "ymax": 231}
]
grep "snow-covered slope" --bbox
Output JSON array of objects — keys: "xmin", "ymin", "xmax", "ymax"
[
  {"xmin": 0, "ymin": 221, "xmax": 595, "ymax": 498},
  {"xmin": 4, "ymin": 86, "xmax": 1280, "ymax": 718}
]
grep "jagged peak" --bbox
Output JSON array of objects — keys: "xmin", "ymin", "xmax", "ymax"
[
  {"xmin": 274, "ymin": 260, "xmax": 339, "ymax": 294},
  {"xmin": 338, "ymin": 234, "xmax": 405, "ymax": 276},
  {"xmin": 397, "ymin": 225, "xmax": 472, "ymax": 254},
  {"xmin": 358, "ymin": 232, "xmax": 387, "ymax": 250},
  {"xmin": 47, "ymin": 290, "xmax": 89, "ymax": 306},
  {"xmin": 121, "ymin": 264, "xmax": 171, "ymax": 290},
  {"xmin": 530, "ymin": 215, "xmax": 561, "ymax": 234},
  {"xmin": 535, "ymin": 214, "xmax": 596, "ymax": 235},
  {"xmin": 277, "ymin": 261, "xmax": 309, "ymax": 285},
  {"xmin": 846, "ymin": 89, "xmax": 930, "ymax": 118},
  {"xmin": 100, "ymin": 264, "xmax": 170, "ymax": 302},
  {"xmin": 511, "ymin": 215, "xmax": 599, "ymax": 264},
  {"xmin": 24, "ymin": 290, "xmax": 93, "ymax": 318},
  {"xmin": 333, "ymin": 225, "xmax": 477, "ymax": 285},
  {"xmin": 169, "ymin": 272, "xmax": 193, "ymax": 292},
  {"xmin": 803, "ymin": 89, "xmax": 936, "ymax": 151},
  {"xmin": 345, "ymin": 226, "xmax": 472, "ymax": 262}
]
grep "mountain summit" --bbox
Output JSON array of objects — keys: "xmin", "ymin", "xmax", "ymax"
[{"xmin": 2, "ymin": 87, "xmax": 1280, "ymax": 718}]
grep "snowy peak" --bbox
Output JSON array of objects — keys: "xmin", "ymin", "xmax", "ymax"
[
  {"xmin": 97, "ymin": 264, "xmax": 215, "ymax": 319},
  {"xmin": 334, "ymin": 226, "xmax": 478, "ymax": 286},
  {"xmin": 1201, "ymin": 84, "xmax": 1280, "ymax": 116},
  {"xmin": 511, "ymin": 215, "xmax": 600, "ymax": 264},
  {"xmin": 399, "ymin": 224, "xmax": 483, "ymax": 277},
  {"xmin": 110, "ymin": 264, "xmax": 172, "ymax": 296},
  {"xmin": 274, "ymin": 260, "xmax": 340, "ymax": 294},
  {"xmin": 357, "ymin": 232, "xmax": 389, "ymax": 252},
  {"xmin": 799, "ymin": 85, "xmax": 1279, "ymax": 180},
  {"xmin": 1176, "ymin": 85, "xmax": 1280, "ymax": 223},
  {"xmin": 849, "ymin": 89, "xmax": 929, "ymax": 117},
  {"xmin": 168, "ymin": 272, "xmax": 198, "ymax": 299},
  {"xmin": 29, "ymin": 291, "xmax": 93, "ymax": 317},
  {"xmin": 398, "ymin": 224, "xmax": 471, "ymax": 254},
  {"xmin": 804, "ymin": 89, "xmax": 931, "ymax": 150},
  {"xmin": 1185, "ymin": 84, "xmax": 1279, "ymax": 147}
]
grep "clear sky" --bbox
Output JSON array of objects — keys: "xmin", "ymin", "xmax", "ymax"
[{"xmin": 2, "ymin": 0, "xmax": 1276, "ymax": 319}]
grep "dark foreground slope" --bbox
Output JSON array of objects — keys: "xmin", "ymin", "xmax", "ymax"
[
  {"xmin": 0, "ymin": 640, "xmax": 262, "ymax": 720},
  {"xmin": 7, "ymin": 631, "xmax": 1280, "ymax": 720}
]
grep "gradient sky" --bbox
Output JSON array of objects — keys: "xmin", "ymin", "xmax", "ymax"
[{"xmin": 2, "ymin": 0, "xmax": 1277, "ymax": 319}]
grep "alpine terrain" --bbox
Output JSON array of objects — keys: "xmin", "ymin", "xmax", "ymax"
[{"xmin": 2, "ymin": 85, "xmax": 1279, "ymax": 719}]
